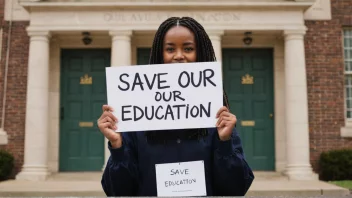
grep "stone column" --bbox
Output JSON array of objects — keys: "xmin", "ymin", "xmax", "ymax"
[
  {"xmin": 103, "ymin": 30, "xmax": 132, "ymax": 169},
  {"xmin": 283, "ymin": 29, "xmax": 317, "ymax": 180},
  {"xmin": 207, "ymin": 30, "xmax": 224, "ymax": 62},
  {"xmin": 16, "ymin": 31, "xmax": 51, "ymax": 181}
]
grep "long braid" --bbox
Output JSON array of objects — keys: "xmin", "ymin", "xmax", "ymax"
[
  {"xmin": 146, "ymin": 17, "xmax": 230, "ymax": 143},
  {"xmin": 180, "ymin": 17, "xmax": 216, "ymax": 62}
]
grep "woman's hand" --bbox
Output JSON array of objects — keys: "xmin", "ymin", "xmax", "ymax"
[
  {"xmin": 216, "ymin": 106, "xmax": 237, "ymax": 141},
  {"xmin": 97, "ymin": 105, "xmax": 122, "ymax": 148}
]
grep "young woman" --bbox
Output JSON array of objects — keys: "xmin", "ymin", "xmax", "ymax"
[{"xmin": 98, "ymin": 16, "xmax": 254, "ymax": 196}]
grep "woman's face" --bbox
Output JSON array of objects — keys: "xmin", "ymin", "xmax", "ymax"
[{"xmin": 163, "ymin": 26, "xmax": 197, "ymax": 63}]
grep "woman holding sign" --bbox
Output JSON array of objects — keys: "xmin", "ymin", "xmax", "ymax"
[{"xmin": 98, "ymin": 17, "xmax": 254, "ymax": 196}]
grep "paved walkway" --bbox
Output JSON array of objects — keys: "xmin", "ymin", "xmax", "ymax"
[{"xmin": 0, "ymin": 172, "xmax": 349, "ymax": 197}]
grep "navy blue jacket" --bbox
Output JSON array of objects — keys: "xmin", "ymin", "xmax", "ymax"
[{"xmin": 101, "ymin": 127, "xmax": 254, "ymax": 196}]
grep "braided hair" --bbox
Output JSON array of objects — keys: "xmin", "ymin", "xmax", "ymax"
[
  {"xmin": 146, "ymin": 16, "xmax": 230, "ymax": 143},
  {"xmin": 149, "ymin": 17, "xmax": 216, "ymax": 64}
]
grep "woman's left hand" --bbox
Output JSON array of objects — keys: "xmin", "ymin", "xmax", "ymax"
[{"xmin": 216, "ymin": 106, "xmax": 237, "ymax": 141}]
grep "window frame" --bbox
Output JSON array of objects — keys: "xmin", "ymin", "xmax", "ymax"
[{"xmin": 343, "ymin": 28, "xmax": 352, "ymax": 125}]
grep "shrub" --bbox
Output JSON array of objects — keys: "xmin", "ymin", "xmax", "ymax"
[
  {"xmin": 319, "ymin": 149, "xmax": 352, "ymax": 181},
  {"xmin": 0, "ymin": 149, "xmax": 14, "ymax": 181}
]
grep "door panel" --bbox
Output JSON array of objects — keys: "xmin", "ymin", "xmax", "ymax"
[{"xmin": 223, "ymin": 49, "xmax": 275, "ymax": 170}]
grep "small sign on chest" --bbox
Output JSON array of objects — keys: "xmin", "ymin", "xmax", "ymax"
[{"xmin": 155, "ymin": 160, "xmax": 206, "ymax": 197}]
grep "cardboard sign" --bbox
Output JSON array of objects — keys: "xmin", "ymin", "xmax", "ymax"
[
  {"xmin": 105, "ymin": 62, "xmax": 223, "ymax": 132},
  {"xmin": 155, "ymin": 160, "xmax": 207, "ymax": 197}
]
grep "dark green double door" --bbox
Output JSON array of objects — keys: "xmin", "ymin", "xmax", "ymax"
[
  {"xmin": 137, "ymin": 48, "xmax": 275, "ymax": 170},
  {"xmin": 60, "ymin": 49, "xmax": 110, "ymax": 171}
]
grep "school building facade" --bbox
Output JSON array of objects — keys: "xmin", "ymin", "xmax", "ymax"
[{"xmin": 0, "ymin": 0, "xmax": 351, "ymax": 181}]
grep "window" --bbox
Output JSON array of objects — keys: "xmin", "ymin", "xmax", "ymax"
[{"xmin": 344, "ymin": 29, "xmax": 352, "ymax": 120}]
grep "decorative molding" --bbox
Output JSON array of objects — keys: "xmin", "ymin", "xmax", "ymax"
[
  {"xmin": 11, "ymin": 0, "xmax": 322, "ymax": 22},
  {"xmin": 27, "ymin": 24, "xmax": 308, "ymax": 32},
  {"xmin": 19, "ymin": 1, "xmax": 315, "ymax": 10}
]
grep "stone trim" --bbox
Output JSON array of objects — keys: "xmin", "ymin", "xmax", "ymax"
[
  {"xmin": 0, "ymin": 129, "xmax": 8, "ymax": 145},
  {"xmin": 26, "ymin": 25, "xmax": 308, "ymax": 32},
  {"xmin": 341, "ymin": 126, "xmax": 352, "ymax": 138},
  {"xmin": 19, "ymin": 1, "xmax": 316, "ymax": 10}
]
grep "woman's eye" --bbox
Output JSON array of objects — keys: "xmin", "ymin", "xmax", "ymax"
[
  {"xmin": 184, "ymin": 47, "xmax": 194, "ymax": 52},
  {"xmin": 166, "ymin": 47, "xmax": 174, "ymax": 52}
]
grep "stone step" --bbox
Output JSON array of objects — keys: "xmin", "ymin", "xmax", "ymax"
[{"xmin": 0, "ymin": 172, "xmax": 350, "ymax": 197}]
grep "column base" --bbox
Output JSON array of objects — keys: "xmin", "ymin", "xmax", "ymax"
[
  {"xmin": 285, "ymin": 164, "xmax": 318, "ymax": 181},
  {"xmin": 16, "ymin": 165, "xmax": 50, "ymax": 181}
]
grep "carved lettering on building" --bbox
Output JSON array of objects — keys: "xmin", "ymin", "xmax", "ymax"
[{"xmin": 103, "ymin": 12, "xmax": 240, "ymax": 23}]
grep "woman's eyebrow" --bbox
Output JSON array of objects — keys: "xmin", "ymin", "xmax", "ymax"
[{"xmin": 165, "ymin": 42, "xmax": 175, "ymax": 46}]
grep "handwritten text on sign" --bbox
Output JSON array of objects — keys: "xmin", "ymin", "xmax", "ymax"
[
  {"xmin": 155, "ymin": 161, "xmax": 207, "ymax": 197},
  {"xmin": 105, "ymin": 62, "xmax": 223, "ymax": 132}
]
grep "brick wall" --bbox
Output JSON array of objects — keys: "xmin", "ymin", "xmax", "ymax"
[
  {"xmin": 305, "ymin": 0, "xmax": 352, "ymax": 173},
  {"xmin": 0, "ymin": 0, "xmax": 30, "ymax": 176}
]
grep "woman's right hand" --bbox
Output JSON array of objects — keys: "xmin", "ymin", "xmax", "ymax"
[{"xmin": 97, "ymin": 105, "xmax": 122, "ymax": 148}]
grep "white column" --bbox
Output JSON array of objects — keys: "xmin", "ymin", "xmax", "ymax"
[
  {"xmin": 283, "ymin": 29, "xmax": 317, "ymax": 180},
  {"xmin": 207, "ymin": 30, "xmax": 224, "ymax": 62},
  {"xmin": 16, "ymin": 31, "xmax": 51, "ymax": 181},
  {"xmin": 103, "ymin": 30, "xmax": 132, "ymax": 169}
]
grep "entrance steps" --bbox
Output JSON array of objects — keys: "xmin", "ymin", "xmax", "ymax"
[{"xmin": 0, "ymin": 171, "xmax": 349, "ymax": 197}]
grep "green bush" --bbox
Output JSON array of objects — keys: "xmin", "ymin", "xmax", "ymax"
[
  {"xmin": 319, "ymin": 149, "xmax": 352, "ymax": 181},
  {"xmin": 0, "ymin": 149, "xmax": 14, "ymax": 181}
]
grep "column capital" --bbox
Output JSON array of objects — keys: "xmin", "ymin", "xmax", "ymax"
[
  {"xmin": 283, "ymin": 29, "xmax": 307, "ymax": 40},
  {"xmin": 207, "ymin": 30, "xmax": 224, "ymax": 41},
  {"xmin": 27, "ymin": 30, "xmax": 51, "ymax": 38},
  {"xmin": 109, "ymin": 30, "xmax": 132, "ymax": 37},
  {"xmin": 206, "ymin": 30, "xmax": 224, "ymax": 36}
]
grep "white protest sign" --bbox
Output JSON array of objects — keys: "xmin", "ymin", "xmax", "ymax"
[
  {"xmin": 105, "ymin": 62, "xmax": 223, "ymax": 132},
  {"xmin": 155, "ymin": 160, "xmax": 207, "ymax": 197}
]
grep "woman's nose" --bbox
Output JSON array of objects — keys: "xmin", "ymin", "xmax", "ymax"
[{"xmin": 174, "ymin": 50, "xmax": 185, "ymax": 61}]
